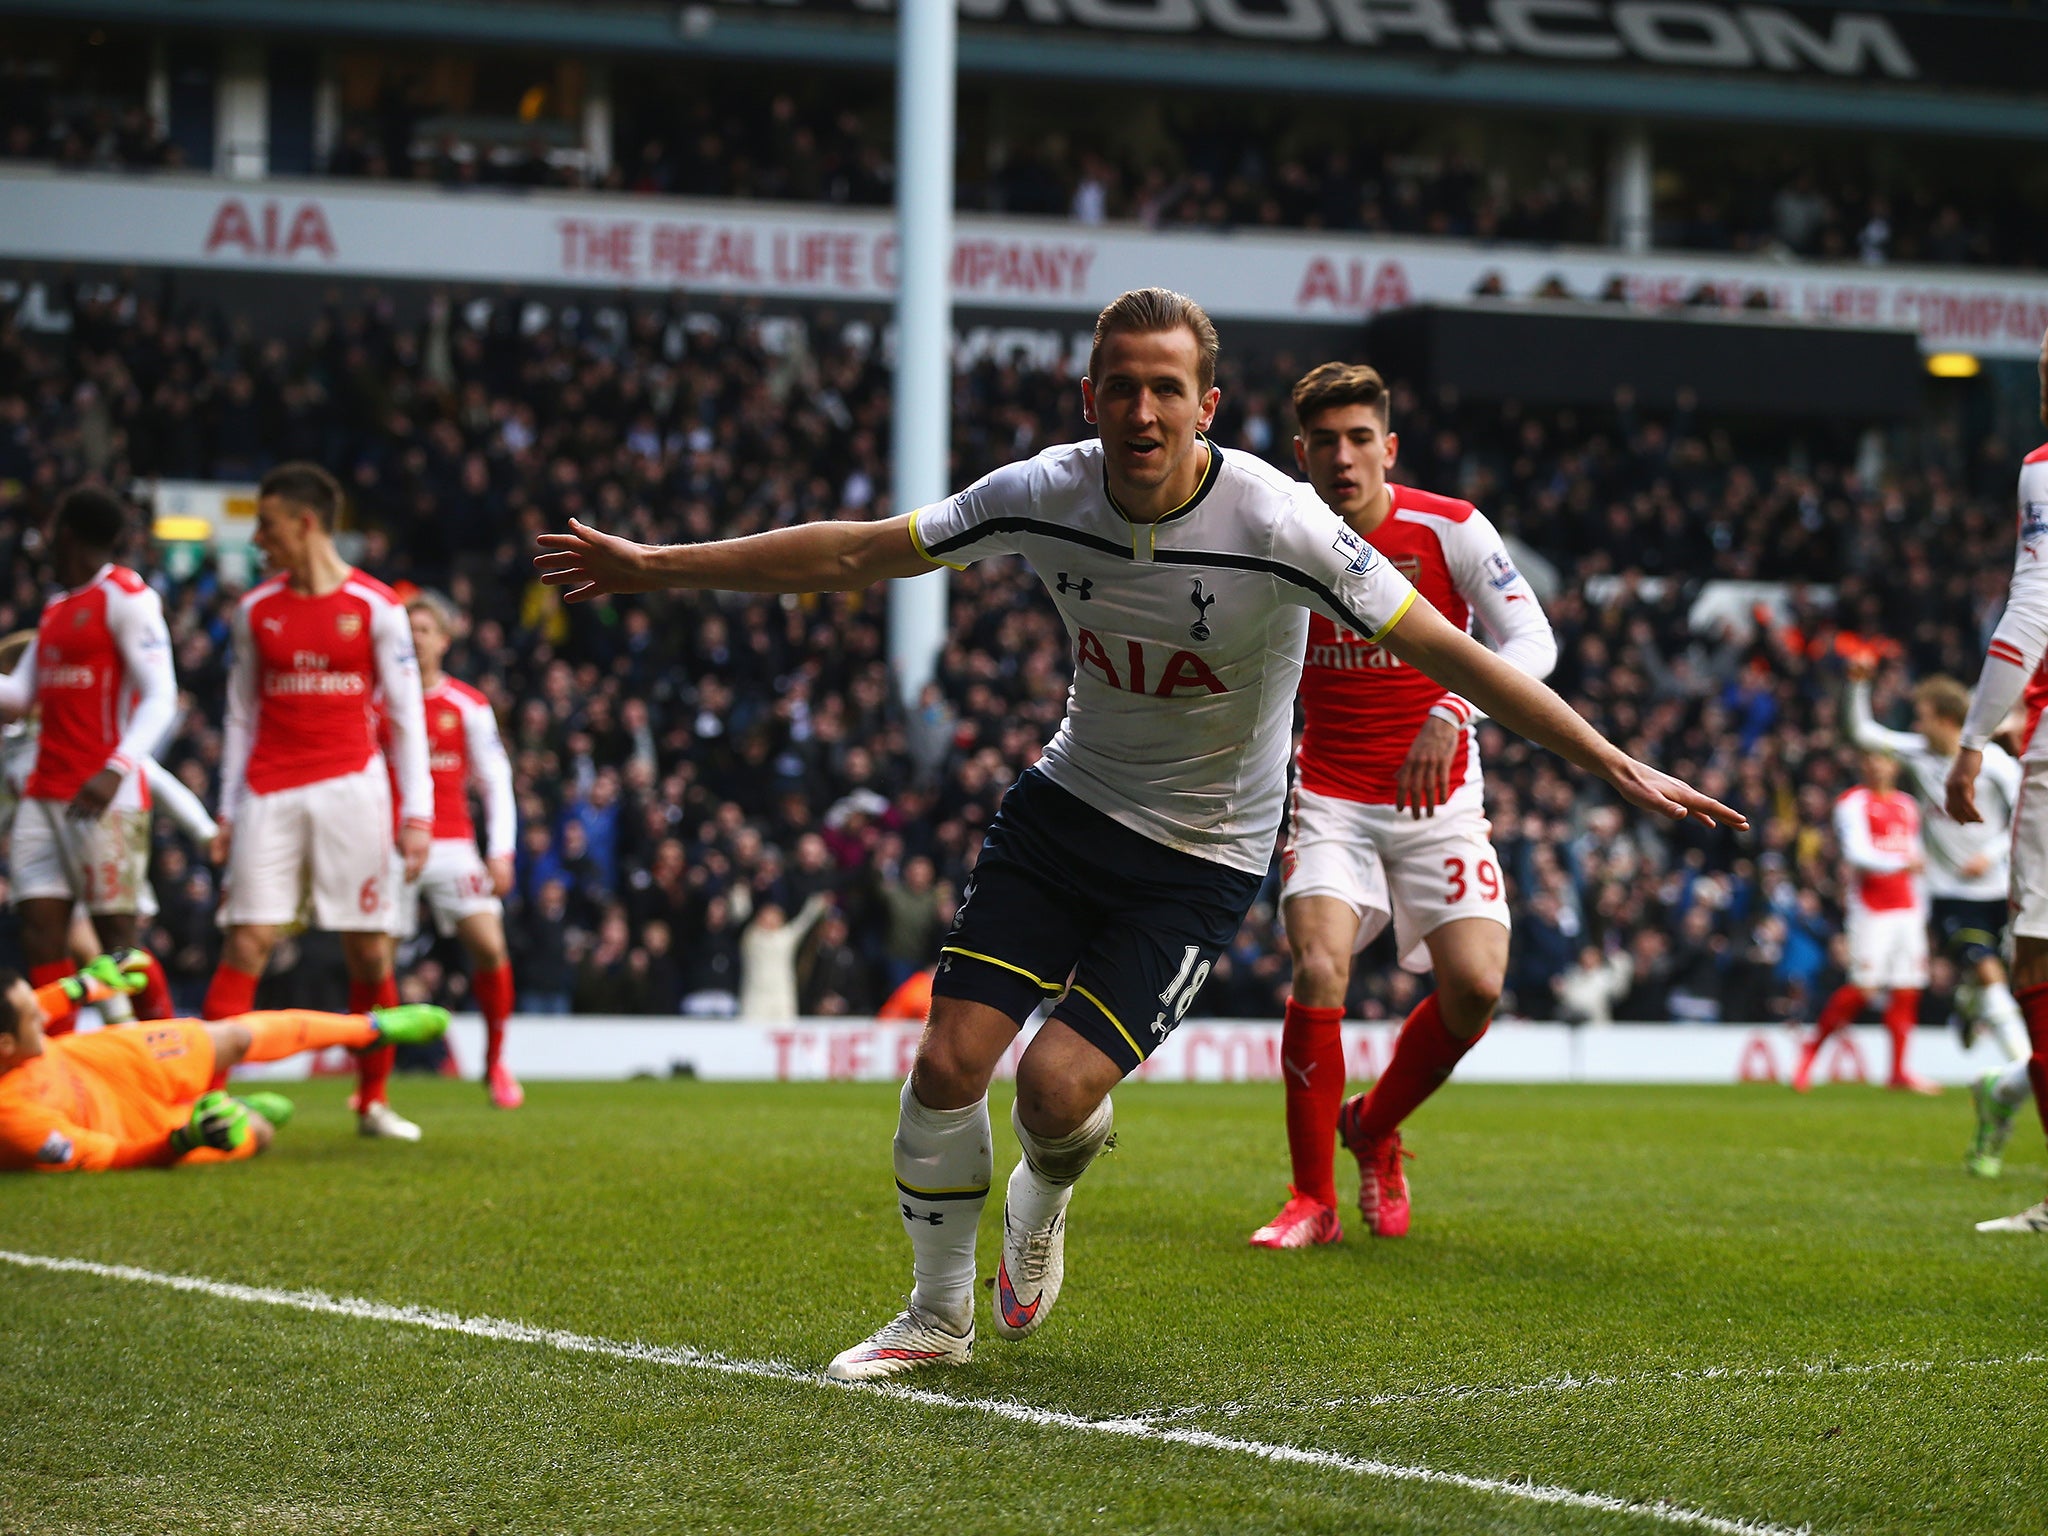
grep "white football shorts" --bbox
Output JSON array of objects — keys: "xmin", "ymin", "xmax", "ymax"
[
  {"xmin": 10, "ymin": 797, "xmax": 150, "ymax": 915},
  {"xmin": 1844, "ymin": 903, "xmax": 1930, "ymax": 991},
  {"xmin": 2010, "ymin": 756, "xmax": 2048, "ymax": 942},
  {"xmin": 390, "ymin": 837, "xmax": 502, "ymax": 940},
  {"xmin": 1281, "ymin": 780, "xmax": 1511, "ymax": 974},
  {"xmin": 219, "ymin": 759, "xmax": 394, "ymax": 932}
]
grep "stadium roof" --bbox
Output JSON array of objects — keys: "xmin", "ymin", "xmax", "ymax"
[{"xmin": 7, "ymin": 0, "xmax": 2047, "ymax": 140}]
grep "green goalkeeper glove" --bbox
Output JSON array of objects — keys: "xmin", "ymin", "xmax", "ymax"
[
  {"xmin": 57, "ymin": 952, "xmax": 150, "ymax": 1007},
  {"xmin": 169, "ymin": 1091, "xmax": 250, "ymax": 1156}
]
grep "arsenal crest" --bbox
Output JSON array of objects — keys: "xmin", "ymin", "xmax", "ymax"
[
  {"xmin": 438, "ymin": 709, "xmax": 460, "ymax": 733},
  {"xmin": 336, "ymin": 612, "xmax": 363, "ymax": 639}
]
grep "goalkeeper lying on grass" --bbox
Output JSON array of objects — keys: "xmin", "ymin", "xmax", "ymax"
[{"xmin": 0, "ymin": 954, "xmax": 448, "ymax": 1171}]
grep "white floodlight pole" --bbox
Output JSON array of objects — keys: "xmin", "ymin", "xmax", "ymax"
[{"xmin": 887, "ymin": 0, "xmax": 956, "ymax": 705}]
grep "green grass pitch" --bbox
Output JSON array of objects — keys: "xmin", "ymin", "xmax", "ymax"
[{"xmin": 2, "ymin": 1076, "xmax": 2044, "ymax": 1534}]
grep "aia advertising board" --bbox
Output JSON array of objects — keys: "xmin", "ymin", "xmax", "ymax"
[{"xmin": 3, "ymin": 170, "xmax": 2045, "ymax": 357}]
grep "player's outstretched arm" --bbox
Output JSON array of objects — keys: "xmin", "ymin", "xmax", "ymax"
[
  {"xmin": 534, "ymin": 515, "xmax": 939, "ymax": 602},
  {"xmin": 1380, "ymin": 599, "xmax": 1746, "ymax": 830}
]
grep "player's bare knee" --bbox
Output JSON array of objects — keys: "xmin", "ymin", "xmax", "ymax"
[
  {"xmin": 1013, "ymin": 1066, "xmax": 1093, "ymax": 1141},
  {"xmin": 910, "ymin": 1031, "xmax": 985, "ymax": 1109},
  {"xmin": 1289, "ymin": 943, "xmax": 1349, "ymax": 1009},
  {"xmin": 340, "ymin": 933, "xmax": 392, "ymax": 981},
  {"xmin": 1440, "ymin": 967, "xmax": 1503, "ymax": 1035}
]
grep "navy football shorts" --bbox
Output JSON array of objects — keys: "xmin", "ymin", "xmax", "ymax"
[{"xmin": 930, "ymin": 768, "xmax": 1263, "ymax": 1074}]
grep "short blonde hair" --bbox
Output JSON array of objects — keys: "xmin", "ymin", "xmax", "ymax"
[
  {"xmin": 1088, "ymin": 287, "xmax": 1219, "ymax": 392},
  {"xmin": 406, "ymin": 589, "xmax": 462, "ymax": 636},
  {"xmin": 1915, "ymin": 674, "xmax": 1971, "ymax": 726}
]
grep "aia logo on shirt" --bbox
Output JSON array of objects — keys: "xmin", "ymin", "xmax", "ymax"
[
  {"xmin": 336, "ymin": 612, "xmax": 363, "ymax": 639},
  {"xmin": 2023, "ymin": 500, "xmax": 2048, "ymax": 551},
  {"xmin": 1075, "ymin": 628, "xmax": 1227, "ymax": 697}
]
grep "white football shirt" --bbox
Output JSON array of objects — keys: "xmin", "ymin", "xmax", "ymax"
[{"xmin": 910, "ymin": 438, "xmax": 1417, "ymax": 875}]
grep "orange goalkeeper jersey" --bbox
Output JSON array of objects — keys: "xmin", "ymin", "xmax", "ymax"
[{"xmin": 0, "ymin": 1021, "xmax": 222, "ymax": 1172}]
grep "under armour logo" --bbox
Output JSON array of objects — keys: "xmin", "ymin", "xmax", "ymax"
[
  {"xmin": 1283, "ymin": 1057, "xmax": 1317, "ymax": 1087},
  {"xmin": 1188, "ymin": 580, "xmax": 1216, "ymax": 641},
  {"xmin": 1057, "ymin": 573, "xmax": 1094, "ymax": 600},
  {"xmin": 901, "ymin": 1204, "xmax": 944, "ymax": 1227}
]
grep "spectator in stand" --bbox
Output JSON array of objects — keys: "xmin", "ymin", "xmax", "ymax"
[
  {"xmin": 1556, "ymin": 946, "xmax": 1633, "ymax": 1027},
  {"xmin": 739, "ymin": 893, "xmax": 831, "ymax": 1020},
  {"xmin": 514, "ymin": 879, "xmax": 575, "ymax": 1016}
]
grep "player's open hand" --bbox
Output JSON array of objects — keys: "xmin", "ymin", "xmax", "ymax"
[
  {"xmin": 534, "ymin": 519, "xmax": 659, "ymax": 602},
  {"xmin": 1946, "ymin": 747, "xmax": 1984, "ymax": 824},
  {"xmin": 1606, "ymin": 756, "xmax": 1748, "ymax": 830},
  {"xmin": 209, "ymin": 824, "xmax": 232, "ymax": 866},
  {"xmin": 67, "ymin": 767, "xmax": 121, "ymax": 822},
  {"xmin": 1395, "ymin": 715, "xmax": 1462, "ymax": 820}
]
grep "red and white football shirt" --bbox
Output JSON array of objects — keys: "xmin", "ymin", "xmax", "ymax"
[
  {"xmin": 220, "ymin": 569, "xmax": 431, "ymax": 827},
  {"xmin": 1964, "ymin": 445, "xmax": 2048, "ymax": 759},
  {"xmin": 380, "ymin": 675, "xmax": 516, "ymax": 857},
  {"xmin": 0, "ymin": 564, "xmax": 175, "ymax": 812},
  {"xmin": 1833, "ymin": 785, "xmax": 1923, "ymax": 914},
  {"xmin": 1296, "ymin": 485, "xmax": 1555, "ymax": 806}
]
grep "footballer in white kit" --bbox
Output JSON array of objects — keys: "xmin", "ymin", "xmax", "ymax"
[
  {"xmin": 536, "ymin": 287, "xmax": 1744, "ymax": 1378},
  {"xmin": 1948, "ymin": 327, "xmax": 2048, "ymax": 1226},
  {"xmin": 1254, "ymin": 362, "xmax": 1558, "ymax": 1250},
  {"xmin": 1844, "ymin": 664, "xmax": 2027, "ymax": 1072}
]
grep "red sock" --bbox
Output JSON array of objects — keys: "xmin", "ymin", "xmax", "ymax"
[
  {"xmin": 1882, "ymin": 989, "xmax": 1921, "ymax": 1083},
  {"xmin": 130, "ymin": 949, "xmax": 174, "ymax": 1022},
  {"xmin": 350, "ymin": 975, "xmax": 401, "ymax": 1108},
  {"xmin": 1280, "ymin": 998, "xmax": 1345, "ymax": 1208},
  {"xmin": 203, "ymin": 964, "xmax": 260, "ymax": 1020},
  {"xmin": 2018, "ymin": 984, "xmax": 2048, "ymax": 1141},
  {"xmin": 473, "ymin": 961, "xmax": 516, "ymax": 1074},
  {"xmin": 1798, "ymin": 984, "xmax": 1866, "ymax": 1071},
  {"xmin": 1352, "ymin": 993, "xmax": 1485, "ymax": 1146},
  {"xmin": 29, "ymin": 962, "xmax": 77, "ymax": 1036}
]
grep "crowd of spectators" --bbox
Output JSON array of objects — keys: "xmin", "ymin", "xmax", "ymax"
[
  {"xmin": 0, "ymin": 273, "xmax": 2028, "ymax": 1027},
  {"xmin": 4, "ymin": 57, "xmax": 2041, "ymax": 273}
]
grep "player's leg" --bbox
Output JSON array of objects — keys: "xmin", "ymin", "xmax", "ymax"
[
  {"xmin": 1976, "ymin": 766, "xmax": 2048, "ymax": 1229},
  {"xmin": 1253, "ymin": 785, "xmax": 1382, "ymax": 1248},
  {"xmin": 1339, "ymin": 918, "xmax": 1508, "ymax": 1239},
  {"xmin": 829, "ymin": 773, "xmax": 1089, "ymax": 1381},
  {"xmin": 207, "ymin": 785, "xmax": 305, "ymax": 1020},
  {"xmin": 1973, "ymin": 955, "xmax": 2031, "ymax": 1062},
  {"xmin": 435, "ymin": 840, "xmax": 521, "ymax": 1106},
  {"xmin": 1794, "ymin": 908, "xmax": 1871, "ymax": 1096},
  {"xmin": 1337, "ymin": 799, "xmax": 1510, "ymax": 1236},
  {"xmin": 1013, "ymin": 838, "xmax": 1258, "ymax": 1335},
  {"xmin": 17, "ymin": 897, "xmax": 78, "ymax": 1027},
  {"xmin": 13, "ymin": 801, "xmax": 88, "ymax": 1017},
  {"xmin": 311, "ymin": 765, "xmax": 411, "ymax": 1137},
  {"xmin": 1253, "ymin": 893, "xmax": 1366, "ymax": 1246}
]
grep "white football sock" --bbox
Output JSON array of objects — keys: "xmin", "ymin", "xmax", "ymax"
[
  {"xmin": 1007, "ymin": 1095, "xmax": 1113, "ymax": 1232},
  {"xmin": 1992, "ymin": 1058, "xmax": 2034, "ymax": 1110},
  {"xmin": 1979, "ymin": 982, "xmax": 2030, "ymax": 1063},
  {"xmin": 893, "ymin": 1078, "xmax": 991, "ymax": 1330}
]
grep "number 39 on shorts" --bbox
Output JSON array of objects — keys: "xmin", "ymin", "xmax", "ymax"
[{"xmin": 1444, "ymin": 856, "xmax": 1500, "ymax": 904}]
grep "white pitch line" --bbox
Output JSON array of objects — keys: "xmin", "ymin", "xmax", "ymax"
[
  {"xmin": 0, "ymin": 1248, "xmax": 1806, "ymax": 1536},
  {"xmin": 1136, "ymin": 1350, "xmax": 2048, "ymax": 1423}
]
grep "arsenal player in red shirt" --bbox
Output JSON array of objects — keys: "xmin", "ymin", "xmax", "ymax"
[
  {"xmin": 204, "ymin": 463, "xmax": 433, "ymax": 1140},
  {"xmin": 381, "ymin": 591, "xmax": 521, "ymax": 1109},
  {"xmin": 0, "ymin": 487, "xmax": 177, "ymax": 1022},
  {"xmin": 1252, "ymin": 364, "xmax": 1558, "ymax": 1248}
]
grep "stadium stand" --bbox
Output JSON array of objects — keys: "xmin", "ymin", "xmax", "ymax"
[{"xmin": 0, "ymin": 276, "xmax": 2022, "ymax": 1026}]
